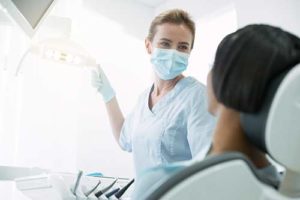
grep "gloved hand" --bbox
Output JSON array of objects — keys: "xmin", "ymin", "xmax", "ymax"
[{"xmin": 91, "ymin": 64, "xmax": 116, "ymax": 103}]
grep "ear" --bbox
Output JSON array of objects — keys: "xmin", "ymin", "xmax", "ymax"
[{"xmin": 145, "ymin": 38, "xmax": 152, "ymax": 54}]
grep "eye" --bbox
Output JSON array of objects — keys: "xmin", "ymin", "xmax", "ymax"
[
  {"xmin": 160, "ymin": 41, "xmax": 171, "ymax": 48},
  {"xmin": 178, "ymin": 45, "xmax": 189, "ymax": 51}
]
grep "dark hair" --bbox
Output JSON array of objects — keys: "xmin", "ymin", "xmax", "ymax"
[
  {"xmin": 212, "ymin": 24, "xmax": 300, "ymax": 113},
  {"xmin": 147, "ymin": 9, "xmax": 195, "ymax": 49}
]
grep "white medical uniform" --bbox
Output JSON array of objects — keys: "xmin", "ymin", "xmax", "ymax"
[{"xmin": 119, "ymin": 76, "xmax": 215, "ymax": 174}]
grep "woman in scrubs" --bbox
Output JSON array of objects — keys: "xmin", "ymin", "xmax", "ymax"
[{"xmin": 91, "ymin": 9, "xmax": 215, "ymax": 174}]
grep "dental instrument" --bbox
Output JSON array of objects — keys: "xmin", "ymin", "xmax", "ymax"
[
  {"xmin": 72, "ymin": 170, "xmax": 83, "ymax": 195},
  {"xmin": 105, "ymin": 188, "xmax": 120, "ymax": 198},
  {"xmin": 95, "ymin": 178, "xmax": 118, "ymax": 198},
  {"xmin": 113, "ymin": 178, "xmax": 134, "ymax": 199},
  {"xmin": 84, "ymin": 179, "xmax": 101, "ymax": 197}
]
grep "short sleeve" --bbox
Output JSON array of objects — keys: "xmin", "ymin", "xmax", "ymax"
[{"xmin": 187, "ymin": 87, "xmax": 216, "ymax": 159}]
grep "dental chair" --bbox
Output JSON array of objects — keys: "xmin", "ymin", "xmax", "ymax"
[{"xmin": 141, "ymin": 63, "xmax": 300, "ymax": 200}]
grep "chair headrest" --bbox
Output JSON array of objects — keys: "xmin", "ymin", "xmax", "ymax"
[{"xmin": 240, "ymin": 63, "xmax": 300, "ymax": 172}]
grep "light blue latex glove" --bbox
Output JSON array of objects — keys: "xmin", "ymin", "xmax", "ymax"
[{"xmin": 91, "ymin": 64, "xmax": 116, "ymax": 103}]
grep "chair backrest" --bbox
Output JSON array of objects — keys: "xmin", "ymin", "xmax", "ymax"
[
  {"xmin": 240, "ymin": 63, "xmax": 300, "ymax": 197},
  {"xmin": 265, "ymin": 64, "xmax": 300, "ymax": 172},
  {"xmin": 143, "ymin": 153, "xmax": 288, "ymax": 200}
]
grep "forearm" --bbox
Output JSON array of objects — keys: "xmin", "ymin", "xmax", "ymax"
[
  {"xmin": 105, "ymin": 97, "xmax": 125, "ymax": 144},
  {"xmin": 91, "ymin": 65, "xmax": 125, "ymax": 144}
]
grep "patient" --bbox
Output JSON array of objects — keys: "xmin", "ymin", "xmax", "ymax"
[
  {"xmin": 132, "ymin": 24, "xmax": 300, "ymax": 199},
  {"xmin": 205, "ymin": 23, "xmax": 299, "ymax": 183}
]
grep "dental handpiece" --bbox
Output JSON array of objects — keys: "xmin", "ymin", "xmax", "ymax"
[
  {"xmin": 95, "ymin": 178, "xmax": 118, "ymax": 198},
  {"xmin": 105, "ymin": 187, "xmax": 120, "ymax": 198},
  {"xmin": 113, "ymin": 178, "xmax": 134, "ymax": 199},
  {"xmin": 72, "ymin": 170, "xmax": 83, "ymax": 195},
  {"xmin": 84, "ymin": 179, "xmax": 101, "ymax": 197}
]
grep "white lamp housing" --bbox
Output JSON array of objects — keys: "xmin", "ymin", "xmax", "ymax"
[
  {"xmin": 15, "ymin": 38, "xmax": 96, "ymax": 75},
  {"xmin": 31, "ymin": 38, "xmax": 96, "ymax": 66}
]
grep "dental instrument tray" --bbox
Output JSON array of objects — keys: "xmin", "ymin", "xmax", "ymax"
[{"xmin": 15, "ymin": 172, "xmax": 133, "ymax": 200}]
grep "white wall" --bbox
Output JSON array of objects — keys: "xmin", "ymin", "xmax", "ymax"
[
  {"xmin": 156, "ymin": 0, "xmax": 300, "ymax": 37},
  {"xmin": 235, "ymin": 0, "xmax": 300, "ymax": 36},
  {"xmin": 0, "ymin": 23, "xmax": 31, "ymax": 165},
  {"xmin": 155, "ymin": 0, "xmax": 234, "ymax": 18}
]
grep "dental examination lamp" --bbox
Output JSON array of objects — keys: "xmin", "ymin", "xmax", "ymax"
[
  {"xmin": 142, "ymin": 63, "xmax": 300, "ymax": 200},
  {"xmin": 15, "ymin": 38, "xmax": 97, "ymax": 76}
]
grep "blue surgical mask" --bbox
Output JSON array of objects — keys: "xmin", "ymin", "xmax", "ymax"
[{"xmin": 150, "ymin": 48, "xmax": 189, "ymax": 80}]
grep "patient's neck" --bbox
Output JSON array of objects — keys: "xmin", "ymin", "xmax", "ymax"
[{"xmin": 211, "ymin": 106, "xmax": 270, "ymax": 168}]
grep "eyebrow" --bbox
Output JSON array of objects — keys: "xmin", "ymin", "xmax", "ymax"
[
  {"xmin": 160, "ymin": 38, "xmax": 190, "ymax": 46},
  {"xmin": 160, "ymin": 38, "xmax": 172, "ymax": 43},
  {"xmin": 178, "ymin": 42, "xmax": 190, "ymax": 46}
]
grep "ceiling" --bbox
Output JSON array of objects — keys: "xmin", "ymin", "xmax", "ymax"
[{"xmin": 134, "ymin": 0, "xmax": 167, "ymax": 7}]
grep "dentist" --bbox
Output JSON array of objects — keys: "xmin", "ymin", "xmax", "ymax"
[{"xmin": 91, "ymin": 9, "xmax": 215, "ymax": 174}]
